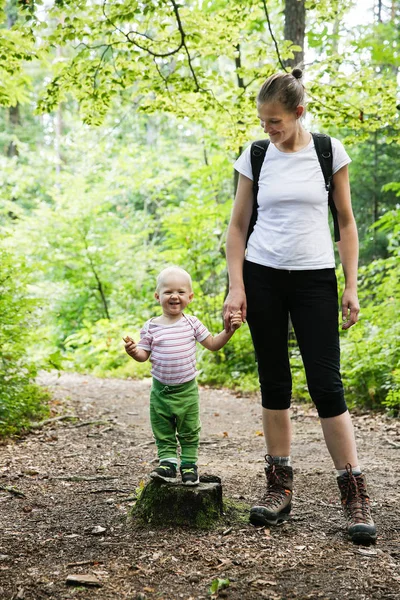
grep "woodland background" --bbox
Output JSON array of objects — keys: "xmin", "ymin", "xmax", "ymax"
[{"xmin": 0, "ymin": 0, "xmax": 399, "ymax": 435}]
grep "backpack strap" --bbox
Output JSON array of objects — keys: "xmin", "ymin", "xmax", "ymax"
[
  {"xmin": 248, "ymin": 139, "xmax": 270, "ymax": 244},
  {"xmin": 312, "ymin": 133, "xmax": 340, "ymax": 242}
]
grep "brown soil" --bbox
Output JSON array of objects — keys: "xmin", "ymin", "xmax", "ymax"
[{"xmin": 0, "ymin": 372, "xmax": 399, "ymax": 600}]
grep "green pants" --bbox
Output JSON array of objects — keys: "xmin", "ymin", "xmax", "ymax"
[{"xmin": 150, "ymin": 377, "xmax": 201, "ymax": 464}]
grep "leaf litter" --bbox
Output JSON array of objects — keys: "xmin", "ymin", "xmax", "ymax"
[{"xmin": 0, "ymin": 371, "xmax": 398, "ymax": 600}]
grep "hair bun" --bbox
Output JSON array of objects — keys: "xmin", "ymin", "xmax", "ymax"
[{"xmin": 291, "ymin": 68, "xmax": 303, "ymax": 80}]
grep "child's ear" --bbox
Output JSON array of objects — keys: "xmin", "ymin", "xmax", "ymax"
[
  {"xmin": 188, "ymin": 292, "xmax": 194, "ymax": 303},
  {"xmin": 154, "ymin": 292, "xmax": 160, "ymax": 303}
]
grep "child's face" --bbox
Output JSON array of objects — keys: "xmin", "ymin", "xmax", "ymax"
[{"xmin": 155, "ymin": 273, "xmax": 194, "ymax": 317}]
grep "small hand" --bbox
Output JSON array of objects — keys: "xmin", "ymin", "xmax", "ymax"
[
  {"xmin": 223, "ymin": 289, "xmax": 247, "ymax": 332},
  {"xmin": 123, "ymin": 335, "xmax": 139, "ymax": 357},
  {"xmin": 230, "ymin": 310, "xmax": 242, "ymax": 332}
]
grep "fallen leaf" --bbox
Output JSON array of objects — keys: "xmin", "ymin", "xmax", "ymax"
[
  {"xmin": 23, "ymin": 468, "xmax": 40, "ymax": 476},
  {"xmin": 91, "ymin": 526, "xmax": 106, "ymax": 535},
  {"xmin": 255, "ymin": 431, "xmax": 264, "ymax": 436},
  {"xmin": 223, "ymin": 432, "xmax": 229, "ymax": 437},
  {"xmin": 357, "ymin": 548, "xmax": 378, "ymax": 556}
]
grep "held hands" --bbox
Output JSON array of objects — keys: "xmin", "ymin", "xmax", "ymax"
[
  {"xmin": 230, "ymin": 310, "xmax": 242, "ymax": 332},
  {"xmin": 223, "ymin": 289, "xmax": 247, "ymax": 332},
  {"xmin": 341, "ymin": 289, "xmax": 360, "ymax": 330}
]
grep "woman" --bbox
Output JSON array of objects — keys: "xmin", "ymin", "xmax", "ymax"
[{"xmin": 223, "ymin": 68, "xmax": 376, "ymax": 543}]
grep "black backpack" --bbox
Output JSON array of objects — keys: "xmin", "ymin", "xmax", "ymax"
[{"xmin": 248, "ymin": 133, "xmax": 340, "ymax": 244}]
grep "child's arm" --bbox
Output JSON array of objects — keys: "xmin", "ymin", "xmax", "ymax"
[
  {"xmin": 199, "ymin": 311, "xmax": 242, "ymax": 352},
  {"xmin": 123, "ymin": 336, "xmax": 150, "ymax": 362}
]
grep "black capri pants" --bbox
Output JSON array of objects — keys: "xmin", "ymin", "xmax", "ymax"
[{"xmin": 243, "ymin": 260, "xmax": 347, "ymax": 419}]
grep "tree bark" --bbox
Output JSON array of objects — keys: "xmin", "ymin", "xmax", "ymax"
[
  {"xmin": 6, "ymin": 0, "xmax": 19, "ymax": 158},
  {"xmin": 284, "ymin": 0, "xmax": 306, "ymax": 69},
  {"xmin": 7, "ymin": 105, "xmax": 20, "ymax": 157},
  {"xmin": 377, "ymin": 0, "xmax": 383, "ymax": 22}
]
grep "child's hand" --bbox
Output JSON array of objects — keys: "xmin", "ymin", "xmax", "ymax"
[
  {"xmin": 230, "ymin": 310, "xmax": 242, "ymax": 332},
  {"xmin": 123, "ymin": 335, "xmax": 139, "ymax": 358}
]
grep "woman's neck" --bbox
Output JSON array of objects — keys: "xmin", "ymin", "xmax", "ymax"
[{"xmin": 275, "ymin": 127, "xmax": 311, "ymax": 153}]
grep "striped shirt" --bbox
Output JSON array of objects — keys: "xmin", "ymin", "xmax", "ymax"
[{"xmin": 137, "ymin": 314, "xmax": 211, "ymax": 385}]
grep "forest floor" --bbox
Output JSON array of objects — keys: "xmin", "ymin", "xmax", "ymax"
[{"xmin": 0, "ymin": 372, "xmax": 399, "ymax": 600}]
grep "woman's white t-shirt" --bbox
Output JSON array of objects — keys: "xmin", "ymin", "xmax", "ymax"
[{"xmin": 234, "ymin": 136, "xmax": 351, "ymax": 270}]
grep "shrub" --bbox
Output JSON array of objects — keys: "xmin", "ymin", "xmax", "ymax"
[{"xmin": 0, "ymin": 245, "xmax": 49, "ymax": 435}]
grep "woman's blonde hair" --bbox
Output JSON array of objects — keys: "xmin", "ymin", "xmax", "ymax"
[{"xmin": 257, "ymin": 68, "xmax": 305, "ymax": 112}]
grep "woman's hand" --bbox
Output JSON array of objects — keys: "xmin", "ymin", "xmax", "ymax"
[
  {"xmin": 341, "ymin": 288, "xmax": 360, "ymax": 330},
  {"xmin": 223, "ymin": 288, "xmax": 247, "ymax": 332}
]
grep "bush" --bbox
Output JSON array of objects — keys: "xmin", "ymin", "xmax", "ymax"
[{"xmin": 0, "ymin": 245, "xmax": 49, "ymax": 435}]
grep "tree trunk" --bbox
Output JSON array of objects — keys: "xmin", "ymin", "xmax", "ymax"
[
  {"xmin": 7, "ymin": 105, "xmax": 20, "ymax": 157},
  {"xmin": 284, "ymin": 0, "xmax": 306, "ymax": 69},
  {"xmin": 55, "ymin": 47, "xmax": 63, "ymax": 174},
  {"xmin": 377, "ymin": 0, "xmax": 383, "ymax": 22},
  {"xmin": 6, "ymin": 0, "xmax": 19, "ymax": 158},
  {"xmin": 373, "ymin": 131, "xmax": 379, "ymax": 224}
]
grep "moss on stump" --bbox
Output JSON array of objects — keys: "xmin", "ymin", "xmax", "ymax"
[{"xmin": 131, "ymin": 475, "xmax": 223, "ymax": 529}]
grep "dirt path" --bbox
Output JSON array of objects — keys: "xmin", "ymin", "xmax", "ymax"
[{"xmin": 0, "ymin": 372, "xmax": 399, "ymax": 600}]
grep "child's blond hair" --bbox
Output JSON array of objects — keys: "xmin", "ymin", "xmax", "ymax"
[{"xmin": 156, "ymin": 266, "xmax": 193, "ymax": 292}]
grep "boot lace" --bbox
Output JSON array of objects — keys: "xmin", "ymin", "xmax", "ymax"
[
  {"xmin": 261, "ymin": 456, "xmax": 290, "ymax": 508},
  {"xmin": 339, "ymin": 463, "xmax": 371, "ymax": 523}
]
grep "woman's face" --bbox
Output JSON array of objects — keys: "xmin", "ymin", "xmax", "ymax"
[{"xmin": 257, "ymin": 101, "xmax": 303, "ymax": 144}]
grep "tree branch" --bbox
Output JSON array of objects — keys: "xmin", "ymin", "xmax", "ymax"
[
  {"xmin": 262, "ymin": 0, "xmax": 288, "ymax": 72},
  {"xmin": 102, "ymin": 0, "xmax": 185, "ymax": 58}
]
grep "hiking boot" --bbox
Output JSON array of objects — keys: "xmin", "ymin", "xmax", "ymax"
[
  {"xmin": 337, "ymin": 464, "xmax": 376, "ymax": 543},
  {"xmin": 150, "ymin": 461, "xmax": 177, "ymax": 483},
  {"xmin": 180, "ymin": 464, "xmax": 199, "ymax": 486},
  {"xmin": 250, "ymin": 455, "xmax": 293, "ymax": 526}
]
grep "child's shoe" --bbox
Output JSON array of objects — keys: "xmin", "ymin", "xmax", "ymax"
[
  {"xmin": 180, "ymin": 464, "xmax": 199, "ymax": 486},
  {"xmin": 150, "ymin": 461, "xmax": 177, "ymax": 483}
]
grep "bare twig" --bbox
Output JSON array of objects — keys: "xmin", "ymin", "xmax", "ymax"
[
  {"xmin": 51, "ymin": 475, "xmax": 118, "ymax": 482},
  {"xmin": 0, "ymin": 485, "xmax": 26, "ymax": 498},
  {"xmin": 100, "ymin": 427, "xmax": 114, "ymax": 434},
  {"xmin": 29, "ymin": 415, "xmax": 78, "ymax": 429},
  {"xmin": 87, "ymin": 488, "xmax": 133, "ymax": 494},
  {"xmin": 67, "ymin": 560, "xmax": 102, "ymax": 568},
  {"xmin": 385, "ymin": 438, "xmax": 400, "ymax": 449},
  {"xmin": 70, "ymin": 420, "xmax": 111, "ymax": 428}
]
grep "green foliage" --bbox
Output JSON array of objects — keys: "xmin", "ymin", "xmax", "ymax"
[
  {"xmin": 209, "ymin": 578, "xmax": 230, "ymax": 598},
  {"xmin": 0, "ymin": 0, "xmax": 398, "ymax": 421},
  {"xmin": 341, "ymin": 251, "xmax": 399, "ymax": 411},
  {"xmin": 0, "ymin": 243, "xmax": 49, "ymax": 435},
  {"xmin": 291, "ymin": 218, "xmax": 400, "ymax": 412}
]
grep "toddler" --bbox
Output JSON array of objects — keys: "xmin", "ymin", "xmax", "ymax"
[{"xmin": 124, "ymin": 266, "xmax": 241, "ymax": 485}]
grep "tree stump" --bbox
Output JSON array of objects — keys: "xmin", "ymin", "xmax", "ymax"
[{"xmin": 131, "ymin": 475, "xmax": 223, "ymax": 528}]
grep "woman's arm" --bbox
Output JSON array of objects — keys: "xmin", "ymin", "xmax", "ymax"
[
  {"xmin": 332, "ymin": 165, "xmax": 360, "ymax": 330},
  {"xmin": 223, "ymin": 174, "xmax": 254, "ymax": 331}
]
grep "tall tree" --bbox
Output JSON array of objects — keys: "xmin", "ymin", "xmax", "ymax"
[
  {"xmin": 6, "ymin": 0, "xmax": 20, "ymax": 157},
  {"xmin": 284, "ymin": 0, "xmax": 306, "ymax": 68}
]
